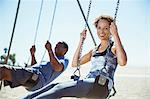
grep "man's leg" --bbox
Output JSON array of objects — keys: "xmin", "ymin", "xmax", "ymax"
[
  {"xmin": 0, "ymin": 67, "xmax": 3, "ymax": 80},
  {"xmin": 0, "ymin": 66, "xmax": 12, "ymax": 81},
  {"xmin": 0, "ymin": 65, "xmax": 33, "ymax": 88}
]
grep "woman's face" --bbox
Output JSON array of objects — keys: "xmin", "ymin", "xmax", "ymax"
[{"xmin": 96, "ymin": 19, "xmax": 111, "ymax": 40}]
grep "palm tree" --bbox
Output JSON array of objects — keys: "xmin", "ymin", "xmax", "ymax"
[
  {"xmin": 0, "ymin": 54, "xmax": 6, "ymax": 64},
  {"xmin": 4, "ymin": 48, "xmax": 8, "ymax": 54},
  {"xmin": 0, "ymin": 48, "xmax": 16, "ymax": 65},
  {"xmin": 9, "ymin": 54, "xmax": 16, "ymax": 65},
  {"xmin": 0, "ymin": 48, "xmax": 7, "ymax": 62}
]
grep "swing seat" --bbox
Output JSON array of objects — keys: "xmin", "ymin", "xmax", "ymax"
[{"xmin": 86, "ymin": 75, "xmax": 109, "ymax": 99}]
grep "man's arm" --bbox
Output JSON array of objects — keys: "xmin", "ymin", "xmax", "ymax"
[
  {"xmin": 45, "ymin": 41, "xmax": 64, "ymax": 71},
  {"xmin": 30, "ymin": 45, "xmax": 37, "ymax": 65}
]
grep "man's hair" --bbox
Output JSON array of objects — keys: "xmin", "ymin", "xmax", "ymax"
[
  {"xmin": 94, "ymin": 15, "xmax": 113, "ymax": 28},
  {"xmin": 61, "ymin": 41, "xmax": 68, "ymax": 54}
]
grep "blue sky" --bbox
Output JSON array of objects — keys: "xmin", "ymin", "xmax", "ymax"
[{"xmin": 0, "ymin": 0, "xmax": 149, "ymax": 68}]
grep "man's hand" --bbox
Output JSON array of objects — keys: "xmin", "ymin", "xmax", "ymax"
[
  {"xmin": 45, "ymin": 41, "xmax": 52, "ymax": 52},
  {"xmin": 30, "ymin": 45, "xmax": 37, "ymax": 65},
  {"xmin": 30, "ymin": 45, "xmax": 36, "ymax": 56}
]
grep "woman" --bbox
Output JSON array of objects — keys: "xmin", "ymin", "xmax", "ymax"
[{"xmin": 24, "ymin": 15, "xmax": 127, "ymax": 99}]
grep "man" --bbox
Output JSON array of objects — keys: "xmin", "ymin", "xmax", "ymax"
[{"xmin": 0, "ymin": 41, "xmax": 69, "ymax": 91}]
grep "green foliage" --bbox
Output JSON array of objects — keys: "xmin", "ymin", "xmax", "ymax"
[{"xmin": 0, "ymin": 53, "xmax": 16, "ymax": 66}]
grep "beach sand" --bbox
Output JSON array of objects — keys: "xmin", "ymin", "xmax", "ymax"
[{"xmin": 0, "ymin": 66, "xmax": 150, "ymax": 99}]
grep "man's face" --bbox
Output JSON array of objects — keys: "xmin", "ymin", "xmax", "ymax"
[{"xmin": 55, "ymin": 42, "xmax": 66, "ymax": 56}]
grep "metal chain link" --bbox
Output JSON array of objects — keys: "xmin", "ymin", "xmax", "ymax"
[
  {"xmin": 78, "ymin": 0, "xmax": 92, "ymax": 65},
  {"xmin": 107, "ymin": 0, "xmax": 120, "ymax": 98},
  {"xmin": 108, "ymin": 0, "xmax": 120, "ymax": 56},
  {"xmin": 85, "ymin": 0, "xmax": 92, "ymax": 28},
  {"xmin": 75, "ymin": 0, "xmax": 92, "ymax": 77},
  {"xmin": 114, "ymin": 0, "xmax": 120, "ymax": 22}
]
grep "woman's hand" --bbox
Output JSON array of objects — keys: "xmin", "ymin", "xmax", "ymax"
[
  {"xmin": 80, "ymin": 29, "xmax": 87, "ymax": 41},
  {"xmin": 110, "ymin": 22, "xmax": 118, "ymax": 36}
]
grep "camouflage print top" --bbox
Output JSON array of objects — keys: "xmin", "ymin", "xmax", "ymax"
[{"xmin": 86, "ymin": 42, "xmax": 118, "ymax": 81}]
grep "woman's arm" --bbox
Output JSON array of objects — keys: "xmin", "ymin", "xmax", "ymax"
[
  {"xmin": 110, "ymin": 22, "xmax": 127, "ymax": 66},
  {"xmin": 72, "ymin": 29, "xmax": 92, "ymax": 67}
]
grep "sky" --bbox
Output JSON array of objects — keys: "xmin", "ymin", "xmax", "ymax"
[{"xmin": 0, "ymin": 0, "xmax": 150, "ymax": 70}]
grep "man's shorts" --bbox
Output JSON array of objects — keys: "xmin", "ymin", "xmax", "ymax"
[{"xmin": 4, "ymin": 66, "xmax": 33, "ymax": 88}]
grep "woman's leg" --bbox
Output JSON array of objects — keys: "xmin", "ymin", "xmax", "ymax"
[
  {"xmin": 34, "ymin": 78, "xmax": 95, "ymax": 99},
  {"xmin": 87, "ymin": 78, "xmax": 110, "ymax": 99}
]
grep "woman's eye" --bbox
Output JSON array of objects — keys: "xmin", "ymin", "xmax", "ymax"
[{"xmin": 98, "ymin": 27, "xmax": 101, "ymax": 29}]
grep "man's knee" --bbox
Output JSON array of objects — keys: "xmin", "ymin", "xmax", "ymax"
[{"xmin": 0, "ymin": 67, "xmax": 12, "ymax": 81}]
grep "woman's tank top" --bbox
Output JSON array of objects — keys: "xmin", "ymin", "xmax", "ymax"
[{"xmin": 87, "ymin": 42, "xmax": 117, "ymax": 81}]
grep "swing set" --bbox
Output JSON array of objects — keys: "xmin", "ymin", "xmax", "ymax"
[{"xmin": 1, "ymin": 0, "xmax": 120, "ymax": 98}]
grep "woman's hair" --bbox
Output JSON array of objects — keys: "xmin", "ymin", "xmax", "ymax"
[{"xmin": 94, "ymin": 15, "xmax": 113, "ymax": 28}]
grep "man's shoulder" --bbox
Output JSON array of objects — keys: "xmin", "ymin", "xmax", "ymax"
[
  {"xmin": 64, "ymin": 57, "xmax": 69, "ymax": 61},
  {"xmin": 64, "ymin": 57, "xmax": 69, "ymax": 64}
]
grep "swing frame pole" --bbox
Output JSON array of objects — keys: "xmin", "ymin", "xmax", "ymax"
[{"xmin": 5, "ymin": 0, "xmax": 21, "ymax": 64}]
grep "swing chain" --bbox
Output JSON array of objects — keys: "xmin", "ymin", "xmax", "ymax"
[
  {"xmin": 78, "ymin": 0, "xmax": 92, "ymax": 66},
  {"xmin": 33, "ymin": 0, "xmax": 44, "ymax": 45},
  {"xmin": 107, "ymin": 1, "xmax": 120, "ymax": 98},
  {"xmin": 26, "ymin": 0, "xmax": 44, "ymax": 66},
  {"xmin": 114, "ymin": 0, "xmax": 120, "ymax": 22},
  {"xmin": 85, "ymin": 0, "xmax": 92, "ymax": 28},
  {"xmin": 40, "ymin": 0, "xmax": 58, "ymax": 63},
  {"xmin": 72, "ymin": 0, "xmax": 92, "ymax": 81}
]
